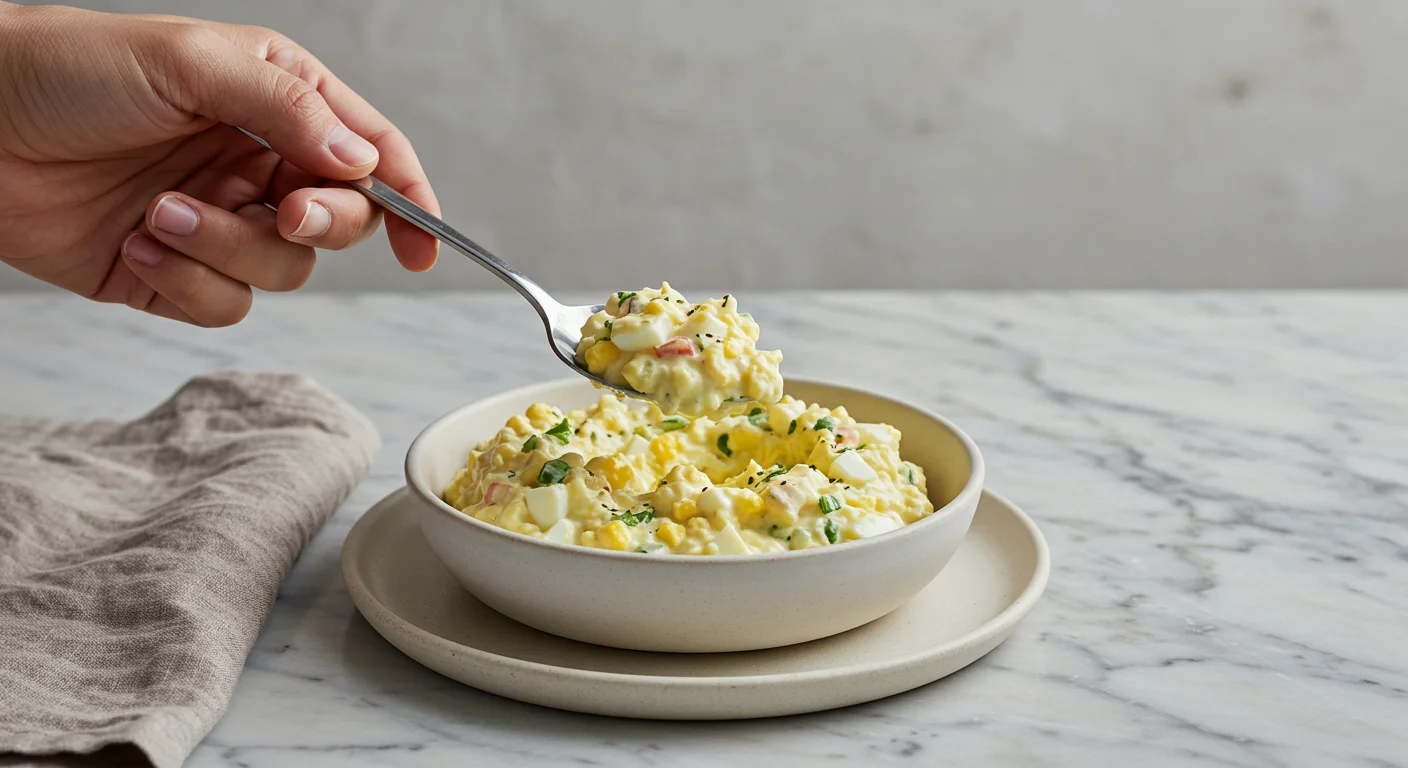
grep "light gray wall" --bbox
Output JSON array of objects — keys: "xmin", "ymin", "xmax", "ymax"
[{"xmin": 4, "ymin": 1, "xmax": 1406, "ymax": 291}]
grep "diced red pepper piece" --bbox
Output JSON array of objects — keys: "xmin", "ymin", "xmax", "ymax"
[
  {"xmin": 654, "ymin": 336, "xmax": 697, "ymax": 358},
  {"xmin": 483, "ymin": 482, "xmax": 511, "ymax": 506}
]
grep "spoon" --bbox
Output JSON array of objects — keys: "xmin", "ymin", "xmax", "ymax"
[{"xmin": 234, "ymin": 127, "xmax": 642, "ymax": 401}]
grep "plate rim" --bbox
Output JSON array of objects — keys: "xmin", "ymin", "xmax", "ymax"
[{"xmin": 341, "ymin": 485, "xmax": 1050, "ymax": 691}]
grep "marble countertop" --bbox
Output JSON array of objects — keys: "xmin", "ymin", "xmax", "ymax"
[{"xmin": 2, "ymin": 292, "xmax": 1404, "ymax": 767}]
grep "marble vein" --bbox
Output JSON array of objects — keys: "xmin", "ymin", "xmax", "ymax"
[{"xmin": 0, "ymin": 291, "xmax": 1404, "ymax": 768}]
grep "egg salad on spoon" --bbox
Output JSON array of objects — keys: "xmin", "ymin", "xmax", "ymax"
[{"xmin": 574, "ymin": 283, "xmax": 783, "ymax": 417}]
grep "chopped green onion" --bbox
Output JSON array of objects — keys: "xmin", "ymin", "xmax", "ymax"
[
  {"xmin": 612, "ymin": 507, "xmax": 655, "ymax": 527},
  {"xmin": 815, "ymin": 417, "xmax": 836, "ymax": 432},
  {"xmin": 747, "ymin": 407, "xmax": 770, "ymax": 430},
  {"xmin": 537, "ymin": 459, "xmax": 571, "ymax": 485},
  {"xmin": 660, "ymin": 416, "xmax": 688, "ymax": 433},
  {"xmin": 759, "ymin": 466, "xmax": 788, "ymax": 483},
  {"xmin": 823, "ymin": 517, "xmax": 840, "ymax": 544},
  {"xmin": 598, "ymin": 319, "xmax": 613, "ymax": 341},
  {"xmin": 788, "ymin": 419, "xmax": 797, "ymax": 434},
  {"xmin": 818, "ymin": 494, "xmax": 841, "ymax": 514},
  {"xmin": 614, "ymin": 291, "xmax": 637, "ymax": 305},
  {"xmin": 521, "ymin": 435, "xmax": 539, "ymax": 452},
  {"xmin": 716, "ymin": 433, "xmax": 732, "ymax": 457},
  {"xmin": 544, "ymin": 418, "xmax": 572, "ymax": 445},
  {"xmin": 904, "ymin": 465, "xmax": 917, "ymax": 485},
  {"xmin": 858, "ymin": 443, "xmax": 867, "ymax": 450},
  {"xmin": 768, "ymin": 525, "xmax": 791, "ymax": 540},
  {"xmin": 636, "ymin": 542, "xmax": 665, "ymax": 554}
]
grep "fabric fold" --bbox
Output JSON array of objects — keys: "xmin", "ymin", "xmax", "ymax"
[{"xmin": 0, "ymin": 373, "xmax": 379, "ymax": 768}]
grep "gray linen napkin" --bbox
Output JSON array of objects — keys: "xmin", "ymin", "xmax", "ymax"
[{"xmin": 0, "ymin": 373, "xmax": 379, "ymax": 768}]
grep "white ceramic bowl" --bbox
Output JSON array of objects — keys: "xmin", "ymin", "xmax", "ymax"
[{"xmin": 405, "ymin": 378, "xmax": 985, "ymax": 653}]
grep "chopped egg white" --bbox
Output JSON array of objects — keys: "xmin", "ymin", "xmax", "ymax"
[
  {"xmin": 831, "ymin": 450, "xmax": 879, "ymax": 485},
  {"xmin": 525, "ymin": 485, "xmax": 568, "ymax": 529},
  {"xmin": 713, "ymin": 523, "xmax": 752, "ymax": 555},
  {"xmin": 442, "ymin": 394, "xmax": 934, "ymax": 556},
  {"xmin": 574, "ymin": 283, "xmax": 783, "ymax": 416},
  {"xmin": 544, "ymin": 518, "xmax": 577, "ymax": 545}
]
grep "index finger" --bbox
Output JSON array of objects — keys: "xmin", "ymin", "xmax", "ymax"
[
  {"xmin": 219, "ymin": 25, "xmax": 441, "ymax": 272},
  {"xmin": 314, "ymin": 71, "xmax": 441, "ymax": 272}
]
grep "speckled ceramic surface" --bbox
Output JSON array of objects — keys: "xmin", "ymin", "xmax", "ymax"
[
  {"xmin": 341, "ymin": 486, "xmax": 1048, "ymax": 719},
  {"xmin": 402, "ymin": 378, "xmax": 986, "ymax": 653}
]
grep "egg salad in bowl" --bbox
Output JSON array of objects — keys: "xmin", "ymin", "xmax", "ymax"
[
  {"xmin": 406, "ymin": 377, "xmax": 985, "ymax": 652},
  {"xmin": 441, "ymin": 394, "xmax": 932, "ymax": 556},
  {"xmin": 574, "ymin": 283, "xmax": 783, "ymax": 416}
]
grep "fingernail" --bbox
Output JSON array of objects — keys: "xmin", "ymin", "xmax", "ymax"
[
  {"xmin": 327, "ymin": 124, "xmax": 378, "ymax": 168},
  {"xmin": 151, "ymin": 196, "xmax": 199, "ymax": 236},
  {"xmin": 123, "ymin": 233, "xmax": 164, "ymax": 266},
  {"xmin": 292, "ymin": 200, "xmax": 333, "ymax": 238}
]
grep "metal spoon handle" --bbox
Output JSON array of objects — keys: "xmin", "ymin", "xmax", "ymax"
[{"xmin": 233, "ymin": 127, "xmax": 555, "ymax": 310}]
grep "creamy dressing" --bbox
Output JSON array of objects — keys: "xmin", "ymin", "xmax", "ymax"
[
  {"xmin": 575, "ymin": 283, "xmax": 783, "ymax": 416},
  {"xmin": 443, "ymin": 394, "xmax": 933, "ymax": 556}
]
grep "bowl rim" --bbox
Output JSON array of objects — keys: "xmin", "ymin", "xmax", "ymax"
[{"xmin": 404, "ymin": 376, "xmax": 985, "ymax": 564}]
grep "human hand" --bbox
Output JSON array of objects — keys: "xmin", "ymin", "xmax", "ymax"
[{"xmin": 0, "ymin": 3, "xmax": 440, "ymax": 326}]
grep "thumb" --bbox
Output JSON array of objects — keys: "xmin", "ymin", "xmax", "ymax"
[{"xmin": 166, "ymin": 30, "xmax": 378, "ymax": 180}]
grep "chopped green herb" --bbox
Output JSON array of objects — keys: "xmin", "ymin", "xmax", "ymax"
[
  {"xmin": 660, "ymin": 416, "xmax": 688, "ymax": 433},
  {"xmin": 815, "ymin": 417, "xmax": 836, "ymax": 432},
  {"xmin": 768, "ymin": 525, "xmax": 791, "ymax": 540},
  {"xmin": 904, "ymin": 465, "xmax": 917, "ymax": 485},
  {"xmin": 598, "ymin": 319, "xmax": 613, "ymax": 341},
  {"xmin": 612, "ymin": 507, "xmax": 655, "ymax": 527},
  {"xmin": 544, "ymin": 418, "xmax": 572, "ymax": 445},
  {"xmin": 614, "ymin": 291, "xmax": 637, "ymax": 305},
  {"xmin": 537, "ymin": 459, "xmax": 571, "ymax": 485},
  {"xmin": 823, "ymin": 517, "xmax": 840, "ymax": 544},
  {"xmin": 818, "ymin": 494, "xmax": 841, "ymax": 514},
  {"xmin": 521, "ymin": 435, "xmax": 539, "ymax": 452},
  {"xmin": 858, "ymin": 443, "xmax": 867, "ymax": 450},
  {"xmin": 759, "ymin": 466, "xmax": 788, "ymax": 483},
  {"xmin": 636, "ymin": 543, "xmax": 665, "ymax": 554},
  {"xmin": 716, "ymin": 433, "xmax": 732, "ymax": 457},
  {"xmin": 747, "ymin": 407, "xmax": 770, "ymax": 430},
  {"xmin": 788, "ymin": 419, "xmax": 797, "ymax": 434}
]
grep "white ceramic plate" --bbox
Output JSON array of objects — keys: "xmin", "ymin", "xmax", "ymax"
[{"xmin": 342, "ymin": 486, "xmax": 1050, "ymax": 720}]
